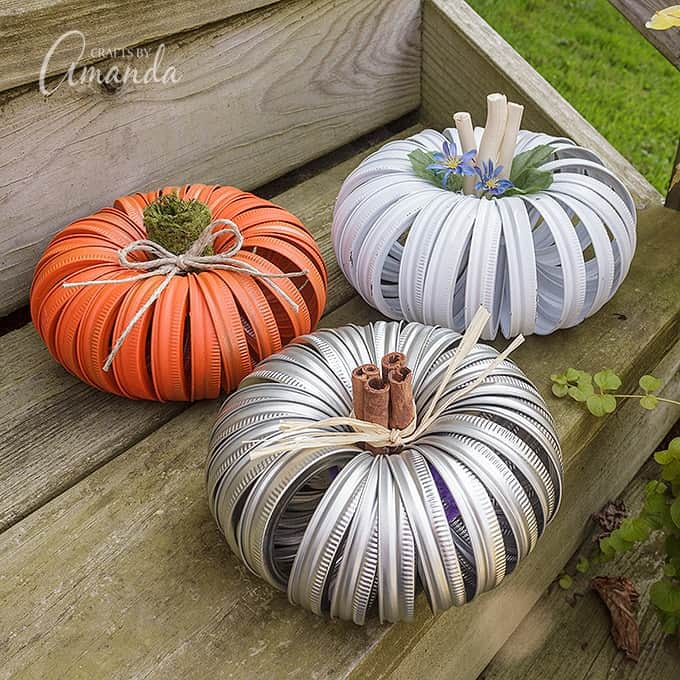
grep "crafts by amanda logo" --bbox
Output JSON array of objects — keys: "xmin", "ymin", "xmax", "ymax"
[{"xmin": 39, "ymin": 30, "xmax": 181, "ymax": 96}]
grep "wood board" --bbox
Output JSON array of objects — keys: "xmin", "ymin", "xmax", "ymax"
[{"xmin": 0, "ymin": 0, "xmax": 277, "ymax": 92}]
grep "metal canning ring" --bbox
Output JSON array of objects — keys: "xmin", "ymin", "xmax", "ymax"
[
  {"xmin": 288, "ymin": 453, "xmax": 372, "ymax": 614},
  {"xmin": 113, "ymin": 276, "xmax": 164, "ymax": 401},
  {"xmin": 151, "ymin": 275, "xmax": 190, "ymax": 401},
  {"xmin": 207, "ymin": 320, "xmax": 564, "ymax": 624},
  {"xmin": 330, "ymin": 456, "xmax": 380, "ymax": 623}
]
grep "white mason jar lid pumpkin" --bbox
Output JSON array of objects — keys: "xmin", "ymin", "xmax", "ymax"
[{"xmin": 332, "ymin": 125, "xmax": 636, "ymax": 340}]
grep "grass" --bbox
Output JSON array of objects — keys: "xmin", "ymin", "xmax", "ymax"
[{"xmin": 466, "ymin": 0, "xmax": 680, "ymax": 194}]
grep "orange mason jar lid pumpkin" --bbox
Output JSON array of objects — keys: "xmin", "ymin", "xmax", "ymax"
[{"xmin": 30, "ymin": 183, "xmax": 328, "ymax": 401}]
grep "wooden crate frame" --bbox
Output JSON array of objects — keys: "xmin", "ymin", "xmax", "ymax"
[{"xmin": 0, "ymin": 1, "xmax": 678, "ymax": 679}]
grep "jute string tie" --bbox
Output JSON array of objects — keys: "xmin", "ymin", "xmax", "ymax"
[
  {"xmin": 63, "ymin": 219, "xmax": 309, "ymax": 371},
  {"xmin": 249, "ymin": 306, "xmax": 525, "ymax": 458}
]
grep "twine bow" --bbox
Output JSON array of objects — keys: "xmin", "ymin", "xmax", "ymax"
[
  {"xmin": 249, "ymin": 307, "xmax": 525, "ymax": 459},
  {"xmin": 63, "ymin": 219, "xmax": 309, "ymax": 371}
]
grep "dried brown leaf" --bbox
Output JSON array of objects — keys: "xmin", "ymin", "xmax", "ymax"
[
  {"xmin": 590, "ymin": 576, "xmax": 640, "ymax": 662},
  {"xmin": 591, "ymin": 499, "xmax": 627, "ymax": 542}
]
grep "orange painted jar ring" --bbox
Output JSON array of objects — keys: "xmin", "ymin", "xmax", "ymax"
[
  {"xmin": 235, "ymin": 250, "xmax": 311, "ymax": 344},
  {"xmin": 112, "ymin": 276, "xmax": 163, "ymax": 401},
  {"xmin": 150, "ymin": 275, "xmax": 191, "ymax": 402},
  {"xmin": 37, "ymin": 264, "xmax": 120, "ymax": 356},
  {"xmin": 233, "ymin": 207, "xmax": 306, "ymax": 231},
  {"xmin": 30, "ymin": 184, "xmax": 327, "ymax": 401},
  {"xmin": 243, "ymin": 236, "xmax": 327, "ymax": 327},
  {"xmin": 87, "ymin": 210, "xmax": 146, "ymax": 239},
  {"xmin": 213, "ymin": 218, "xmax": 326, "ymax": 285},
  {"xmin": 50, "ymin": 221, "xmax": 139, "ymax": 250},
  {"xmin": 211, "ymin": 269, "xmax": 282, "ymax": 361},
  {"xmin": 187, "ymin": 274, "xmax": 222, "ymax": 401},
  {"xmin": 243, "ymin": 224, "xmax": 328, "ymax": 283},
  {"xmin": 31, "ymin": 245, "xmax": 121, "ymax": 320},
  {"xmin": 75, "ymin": 270, "xmax": 137, "ymax": 396},
  {"xmin": 52, "ymin": 266, "xmax": 123, "ymax": 379},
  {"xmin": 196, "ymin": 271, "xmax": 252, "ymax": 394}
]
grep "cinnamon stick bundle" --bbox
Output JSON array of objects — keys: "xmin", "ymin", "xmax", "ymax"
[
  {"xmin": 350, "ymin": 355, "xmax": 416, "ymax": 454},
  {"xmin": 363, "ymin": 377, "xmax": 390, "ymax": 429}
]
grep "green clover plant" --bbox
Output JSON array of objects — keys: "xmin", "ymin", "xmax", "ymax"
[
  {"xmin": 550, "ymin": 368, "xmax": 679, "ymax": 416},
  {"xmin": 551, "ymin": 366, "xmax": 680, "ymax": 637},
  {"xmin": 599, "ymin": 438, "xmax": 680, "ymax": 635}
]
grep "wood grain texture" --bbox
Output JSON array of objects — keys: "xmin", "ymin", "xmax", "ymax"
[
  {"xmin": 0, "ymin": 0, "xmax": 421, "ymax": 316},
  {"xmin": 0, "ymin": 0, "xmax": 277, "ymax": 92},
  {"xmin": 1, "ymin": 202, "xmax": 679, "ymax": 678},
  {"xmin": 482, "ymin": 456, "xmax": 680, "ymax": 680},
  {"xmin": 421, "ymin": 0, "xmax": 661, "ymax": 209},
  {"xmin": 0, "ymin": 125, "xmax": 421, "ymax": 533},
  {"xmin": 609, "ymin": 0, "xmax": 680, "ymax": 69},
  {"xmin": 0, "ymin": 329, "xmax": 184, "ymax": 531}
]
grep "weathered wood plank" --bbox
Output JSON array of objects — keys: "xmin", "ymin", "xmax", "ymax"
[
  {"xmin": 1, "ymin": 203, "xmax": 679, "ymax": 678},
  {"xmin": 0, "ymin": 0, "xmax": 277, "ymax": 93},
  {"xmin": 609, "ymin": 0, "xmax": 680, "ymax": 70},
  {"xmin": 0, "ymin": 125, "xmax": 419, "ymax": 533},
  {"xmin": 0, "ymin": 0, "xmax": 421, "ymax": 316},
  {"xmin": 0, "ymin": 334, "xmax": 184, "ymax": 531},
  {"xmin": 421, "ymin": 0, "xmax": 661, "ymax": 209},
  {"xmin": 482, "ymin": 453, "xmax": 680, "ymax": 680}
]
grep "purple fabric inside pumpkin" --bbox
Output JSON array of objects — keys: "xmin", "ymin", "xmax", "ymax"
[{"xmin": 429, "ymin": 463, "xmax": 460, "ymax": 522}]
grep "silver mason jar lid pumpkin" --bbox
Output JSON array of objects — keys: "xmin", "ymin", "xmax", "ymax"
[
  {"xmin": 206, "ymin": 321, "xmax": 563, "ymax": 625},
  {"xmin": 332, "ymin": 128, "xmax": 636, "ymax": 340}
]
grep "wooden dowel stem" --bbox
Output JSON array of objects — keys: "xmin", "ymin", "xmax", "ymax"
[
  {"xmin": 497, "ymin": 102, "xmax": 524, "ymax": 180},
  {"xmin": 477, "ymin": 93, "xmax": 508, "ymax": 181},
  {"xmin": 454, "ymin": 111, "xmax": 477, "ymax": 195}
]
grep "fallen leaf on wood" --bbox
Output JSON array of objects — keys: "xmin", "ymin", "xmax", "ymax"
[
  {"xmin": 590, "ymin": 576, "xmax": 640, "ymax": 661},
  {"xmin": 592, "ymin": 499, "xmax": 627, "ymax": 542}
]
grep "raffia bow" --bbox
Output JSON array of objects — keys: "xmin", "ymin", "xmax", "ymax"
[
  {"xmin": 63, "ymin": 219, "xmax": 309, "ymax": 371},
  {"xmin": 249, "ymin": 307, "xmax": 525, "ymax": 459}
]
